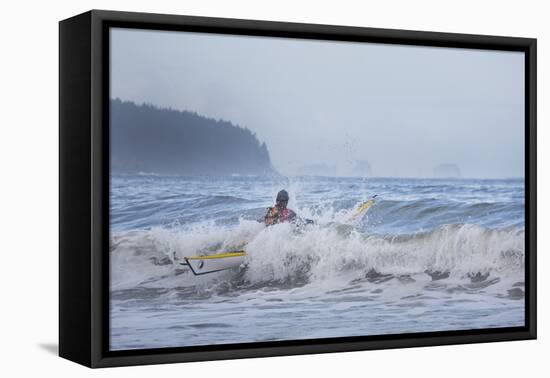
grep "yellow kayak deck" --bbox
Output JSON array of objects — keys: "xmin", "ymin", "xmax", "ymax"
[
  {"xmin": 182, "ymin": 251, "xmax": 247, "ymax": 276},
  {"xmin": 185, "ymin": 251, "xmax": 247, "ymax": 260}
]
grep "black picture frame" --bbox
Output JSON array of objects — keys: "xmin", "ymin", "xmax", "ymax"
[{"xmin": 59, "ymin": 9, "xmax": 537, "ymax": 368}]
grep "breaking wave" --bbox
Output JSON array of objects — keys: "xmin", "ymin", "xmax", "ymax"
[
  {"xmin": 109, "ymin": 176, "xmax": 526, "ymax": 349},
  {"xmin": 110, "ymin": 220, "xmax": 524, "ymax": 293}
]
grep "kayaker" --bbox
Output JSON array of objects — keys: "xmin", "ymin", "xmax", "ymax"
[{"xmin": 264, "ymin": 189, "xmax": 297, "ymax": 225}]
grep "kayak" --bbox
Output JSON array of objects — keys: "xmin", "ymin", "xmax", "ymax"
[
  {"xmin": 348, "ymin": 196, "xmax": 376, "ymax": 222},
  {"xmin": 180, "ymin": 196, "xmax": 376, "ymax": 275},
  {"xmin": 181, "ymin": 251, "xmax": 247, "ymax": 276}
]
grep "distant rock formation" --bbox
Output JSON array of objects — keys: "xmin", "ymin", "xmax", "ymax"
[
  {"xmin": 110, "ymin": 99, "xmax": 277, "ymax": 176},
  {"xmin": 299, "ymin": 163, "xmax": 337, "ymax": 177},
  {"xmin": 433, "ymin": 163, "xmax": 461, "ymax": 178}
]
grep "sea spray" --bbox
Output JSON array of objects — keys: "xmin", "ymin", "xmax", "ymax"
[
  {"xmin": 109, "ymin": 175, "xmax": 525, "ymax": 350},
  {"xmin": 111, "ymin": 221, "xmax": 523, "ymax": 291}
]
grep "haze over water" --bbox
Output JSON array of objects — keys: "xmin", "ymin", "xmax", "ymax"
[{"xmin": 111, "ymin": 28, "xmax": 525, "ymax": 178}]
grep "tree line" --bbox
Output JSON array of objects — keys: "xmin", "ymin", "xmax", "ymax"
[{"xmin": 110, "ymin": 99, "xmax": 276, "ymax": 176}]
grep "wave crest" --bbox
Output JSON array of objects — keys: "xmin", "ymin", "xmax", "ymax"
[{"xmin": 110, "ymin": 220, "xmax": 524, "ymax": 291}]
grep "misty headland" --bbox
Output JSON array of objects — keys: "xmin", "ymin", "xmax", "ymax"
[
  {"xmin": 110, "ymin": 99, "xmax": 276, "ymax": 176},
  {"xmin": 110, "ymin": 99, "xmax": 469, "ymax": 179}
]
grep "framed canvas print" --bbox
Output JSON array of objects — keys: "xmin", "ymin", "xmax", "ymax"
[{"xmin": 59, "ymin": 10, "xmax": 537, "ymax": 368}]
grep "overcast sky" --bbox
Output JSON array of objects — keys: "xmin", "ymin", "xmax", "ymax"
[{"xmin": 110, "ymin": 28, "xmax": 524, "ymax": 178}]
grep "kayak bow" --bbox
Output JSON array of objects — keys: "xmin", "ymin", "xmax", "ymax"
[{"xmin": 181, "ymin": 251, "xmax": 247, "ymax": 276}]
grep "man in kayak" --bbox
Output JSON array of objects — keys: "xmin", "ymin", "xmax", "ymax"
[{"xmin": 264, "ymin": 189, "xmax": 297, "ymax": 225}]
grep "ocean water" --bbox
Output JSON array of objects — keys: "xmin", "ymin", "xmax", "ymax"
[{"xmin": 109, "ymin": 175, "xmax": 525, "ymax": 351}]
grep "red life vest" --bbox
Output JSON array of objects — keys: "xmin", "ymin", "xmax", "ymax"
[
  {"xmin": 265, "ymin": 206, "xmax": 291, "ymax": 225},
  {"xmin": 279, "ymin": 208, "xmax": 290, "ymax": 222}
]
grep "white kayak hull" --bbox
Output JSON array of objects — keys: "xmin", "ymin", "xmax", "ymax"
[{"xmin": 182, "ymin": 251, "xmax": 247, "ymax": 275}]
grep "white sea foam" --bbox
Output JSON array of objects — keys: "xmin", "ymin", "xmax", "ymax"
[
  {"xmin": 109, "ymin": 176, "xmax": 526, "ymax": 350},
  {"xmin": 110, "ymin": 220, "xmax": 524, "ymax": 291}
]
